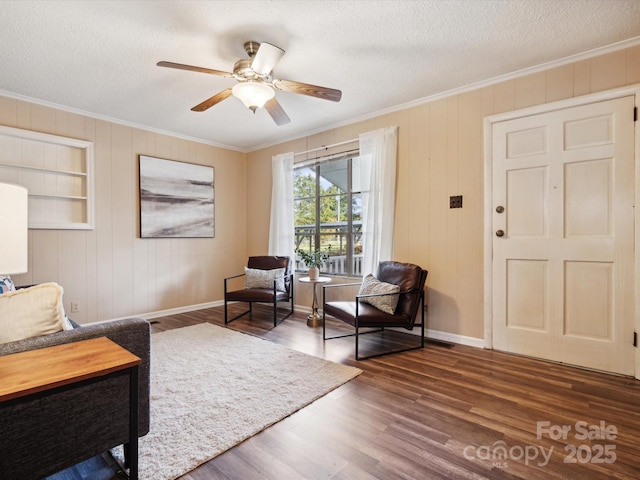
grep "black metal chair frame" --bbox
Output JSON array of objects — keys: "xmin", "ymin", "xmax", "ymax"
[
  {"xmin": 322, "ymin": 280, "xmax": 426, "ymax": 360},
  {"xmin": 224, "ymin": 271, "xmax": 294, "ymax": 327}
]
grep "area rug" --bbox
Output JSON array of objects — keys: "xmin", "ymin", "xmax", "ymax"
[{"xmin": 113, "ymin": 323, "xmax": 361, "ymax": 480}]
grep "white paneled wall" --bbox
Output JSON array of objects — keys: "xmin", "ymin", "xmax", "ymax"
[
  {"xmin": 247, "ymin": 44, "xmax": 640, "ymax": 340},
  {"xmin": 2, "ymin": 43, "xmax": 639, "ymax": 336},
  {"xmin": 0, "ymin": 99, "xmax": 246, "ymax": 324}
]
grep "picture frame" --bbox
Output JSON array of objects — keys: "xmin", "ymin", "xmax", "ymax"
[{"xmin": 139, "ymin": 155, "xmax": 214, "ymax": 238}]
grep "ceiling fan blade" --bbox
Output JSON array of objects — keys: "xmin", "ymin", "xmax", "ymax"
[
  {"xmin": 157, "ymin": 61, "xmax": 232, "ymax": 78},
  {"xmin": 272, "ymin": 79, "xmax": 342, "ymax": 102},
  {"xmin": 191, "ymin": 88, "xmax": 233, "ymax": 112},
  {"xmin": 251, "ymin": 42, "xmax": 285, "ymax": 75},
  {"xmin": 264, "ymin": 98, "xmax": 291, "ymax": 126}
]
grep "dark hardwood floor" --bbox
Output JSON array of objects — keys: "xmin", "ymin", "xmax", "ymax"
[{"xmin": 55, "ymin": 304, "xmax": 640, "ymax": 479}]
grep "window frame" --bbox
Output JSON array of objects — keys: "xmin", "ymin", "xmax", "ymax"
[{"xmin": 294, "ymin": 150, "xmax": 362, "ymax": 277}]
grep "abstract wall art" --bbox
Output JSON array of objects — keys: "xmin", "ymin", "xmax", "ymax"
[{"xmin": 139, "ymin": 155, "xmax": 214, "ymax": 238}]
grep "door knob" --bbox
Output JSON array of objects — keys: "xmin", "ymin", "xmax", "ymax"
[
  {"xmin": 496, "ymin": 230, "xmax": 505, "ymax": 237},
  {"xmin": 496, "ymin": 206, "xmax": 505, "ymax": 213}
]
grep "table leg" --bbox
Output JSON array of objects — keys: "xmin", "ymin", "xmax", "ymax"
[
  {"xmin": 307, "ymin": 282, "xmax": 323, "ymax": 327},
  {"xmin": 129, "ymin": 366, "xmax": 139, "ymax": 480}
]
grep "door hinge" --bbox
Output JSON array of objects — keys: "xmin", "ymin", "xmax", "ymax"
[
  {"xmin": 635, "ymin": 107, "xmax": 638, "ymax": 122},
  {"xmin": 634, "ymin": 331, "xmax": 638, "ymax": 347}
]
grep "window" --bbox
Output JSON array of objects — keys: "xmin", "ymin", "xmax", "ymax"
[{"xmin": 294, "ymin": 153, "xmax": 364, "ymax": 276}]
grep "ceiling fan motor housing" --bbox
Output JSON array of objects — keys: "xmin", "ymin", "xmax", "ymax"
[
  {"xmin": 243, "ymin": 41, "xmax": 261, "ymax": 58},
  {"xmin": 233, "ymin": 58, "xmax": 268, "ymax": 82}
]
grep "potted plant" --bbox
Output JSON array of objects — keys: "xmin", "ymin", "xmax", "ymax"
[{"xmin": 296, "ymin": 248, "xmax": 329, "ymax": 280}]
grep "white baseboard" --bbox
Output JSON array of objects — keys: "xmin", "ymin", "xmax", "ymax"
[
  {"xmin": 104, "ymin": 302, "xmax": 485, "ymax": 349},
  {"xmin": 294, "ymin": 303, "xmax": 484, "ymax": 349},
  {"xmin": 385, "ymin": 325, "xmax": 484, "ymax": 348},
  {"xmin": 105, "ymin": 300, "xmax": 224, "ymax": 324},
  {"xmin": 425, "ymin": 329, "xmax": 485, "ymax": 348}
]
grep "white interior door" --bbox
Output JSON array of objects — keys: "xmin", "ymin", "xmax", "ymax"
[{"xmin": 492, "ymin": 96, "xmax": 635, "ymax": 375}]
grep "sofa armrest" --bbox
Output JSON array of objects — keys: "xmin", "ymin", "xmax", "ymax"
[{"xmin": 1, "ymin": 317, "xmax": 150, "ymax": 432}]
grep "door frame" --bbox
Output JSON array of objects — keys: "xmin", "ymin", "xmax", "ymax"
[{"xmin": 483, "ymin": 84, "xmax": 640, "ymax": 378}]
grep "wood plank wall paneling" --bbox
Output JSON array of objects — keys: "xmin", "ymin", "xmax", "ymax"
[
  {"xmin": 457, "ymin": 90, "xmax": 484, "ymax": 329},
  {"xmin": 406, "ymin": 102, "xmax": 430, "ymax": 268},
  {"xmin": 2, "ymin": 97, "xmax": 246, "ymax": 324},
  {"xmin": 247, "ymin": 43, "xmax": 640, "ymax": 342},
  {"xmin": 572, "ymin": 59, "xmax": 592, "ymax": 97},
  {"xmin": 445, "ymin": 95, "xmax": 460, "ymax": 335},
  {"xmin": 627, "ymin": 46, "xmax": 640, "ymax": 84},
  {"xmin": 2, "ymin": 43, "xmax": 639, "ymax": 335},
  {"xmin": 591, "ymin": 49, "xmax": 627, "ymax": 92},
  {"xmin": 95, "ymin": 120, "xmax": 114, "ymax": 321},
  {"xmin": 545, "ymin": 64, "xmax": 574, "ymax": 103},
  {"xmin": 393, "ymin": 108, "xmax": 410, "ymax": 263},
  {"xmin": 514, "ymin": 71, "xmax": 546, "ymax": 109}
]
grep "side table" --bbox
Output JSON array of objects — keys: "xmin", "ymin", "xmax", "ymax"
[
  {"xmin": 299, "ymin": 276, "xmax": 331, "ymax": 327},
  {"xmin": 0, "ymin": 337, "xmax": 141, "ymax": 479}
]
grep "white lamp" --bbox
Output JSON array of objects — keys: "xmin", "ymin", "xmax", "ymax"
[
  {"xmin": 232, "ymin": 81, "xmax": 275, "ymax": 112},
  {"xmin": 0, "ymin": 183, "xmax": 28, "ymax": 275}
]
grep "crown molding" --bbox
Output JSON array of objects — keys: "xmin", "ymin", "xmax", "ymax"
[
  {"xmin": 249, "ymin": 35, "xmax": 640, "ymax": 152},
  {"xmin": 0, "ymin": 89, "xmax": 247, "ymax": 153}
]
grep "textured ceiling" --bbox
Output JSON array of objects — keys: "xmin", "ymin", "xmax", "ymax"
[{"xmin": 1, "ymin": 0, "xmax": 640, "ymax": 151}]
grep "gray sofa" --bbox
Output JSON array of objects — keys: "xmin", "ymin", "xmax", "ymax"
[{"xmin": 0, "ymin": 317, "xmax": 151, "ymax": 480}]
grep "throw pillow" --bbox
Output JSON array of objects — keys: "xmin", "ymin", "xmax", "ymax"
[
  {"xmin": 0, "ymin": 276, "xmax": 16, "ymax": 294},
  {"xmin": 0, "ymin": 282, "xmax": 73, "ymax": 344},
  {"xmin": 244, "ymin": 267, "xmax": 286, "ymax": 292},
  {"xmin": 358, "ymin": 273, "xmax": 401, "ymax": 315}
]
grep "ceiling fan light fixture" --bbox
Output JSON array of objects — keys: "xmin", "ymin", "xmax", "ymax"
[
  {"xmin": 157, "ymin": 40, "xmax": 341, "ymax": 126},
  {"xmin": 232, "ymin": 81, "xmax": 274, "ymax": 112}
]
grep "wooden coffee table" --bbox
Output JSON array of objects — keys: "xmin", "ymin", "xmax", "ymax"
[{"xmin": 0, "ymin": 337, "xmax": 142, "ymax": 479}]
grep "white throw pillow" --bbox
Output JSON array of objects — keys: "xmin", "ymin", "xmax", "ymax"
[
  {"xmin": 358, "ymin": 274, "xmax": 400, "ymax": 315},
  {"xmin": 244, "ymin": 267, "xmax": 286, "ymax": 292},
  {"xmin": 0, "ymin": 282, "xmax": 73, "ymax": 344}
]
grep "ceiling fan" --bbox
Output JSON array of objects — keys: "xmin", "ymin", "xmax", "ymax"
[{"xmin": 157, "ymin": 41, "xmax": 342, "ymax": 126}]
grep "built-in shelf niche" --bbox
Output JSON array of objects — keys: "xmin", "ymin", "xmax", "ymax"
[{"xmin": 0, "ymin": 125, "xmax": 94, "ymax": 229}]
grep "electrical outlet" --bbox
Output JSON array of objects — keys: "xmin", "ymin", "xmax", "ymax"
[
  {"xmin": 70, "ymin": 302, "xmax": 79, "ymax": 313},
  {"xmin": 450, "ymin": 195, "xmax": 463, "ymax": 208}
]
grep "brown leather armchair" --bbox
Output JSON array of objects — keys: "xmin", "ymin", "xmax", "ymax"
[
  {"xmin": 322, "ymin": 261, "xmax": 427, "ymax": 360},
  {"xmin": 224, "ymin": 256, "xmax": 294, "ymax": 327}
]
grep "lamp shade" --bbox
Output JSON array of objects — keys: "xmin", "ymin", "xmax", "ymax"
[
  {"xmin": 232, "ymin": 81, "xmax": 275, "ymax": 111},
  {"xmin": 0, "ymin": 183, "xmax": 28, "ymax": 275}
]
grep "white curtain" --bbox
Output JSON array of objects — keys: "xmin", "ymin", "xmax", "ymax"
[
  {"xmin": 359, "ymin": 126, "xmax": 398, "ymax": 276},
  {"xmin": 268, "ymin": 152, "xmax": 295, "ymax": 259}
]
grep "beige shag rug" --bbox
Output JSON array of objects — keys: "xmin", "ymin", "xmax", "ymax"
[{"xmin": 113, "ymin": 322, "xmax": 361, "ymax": 480}]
